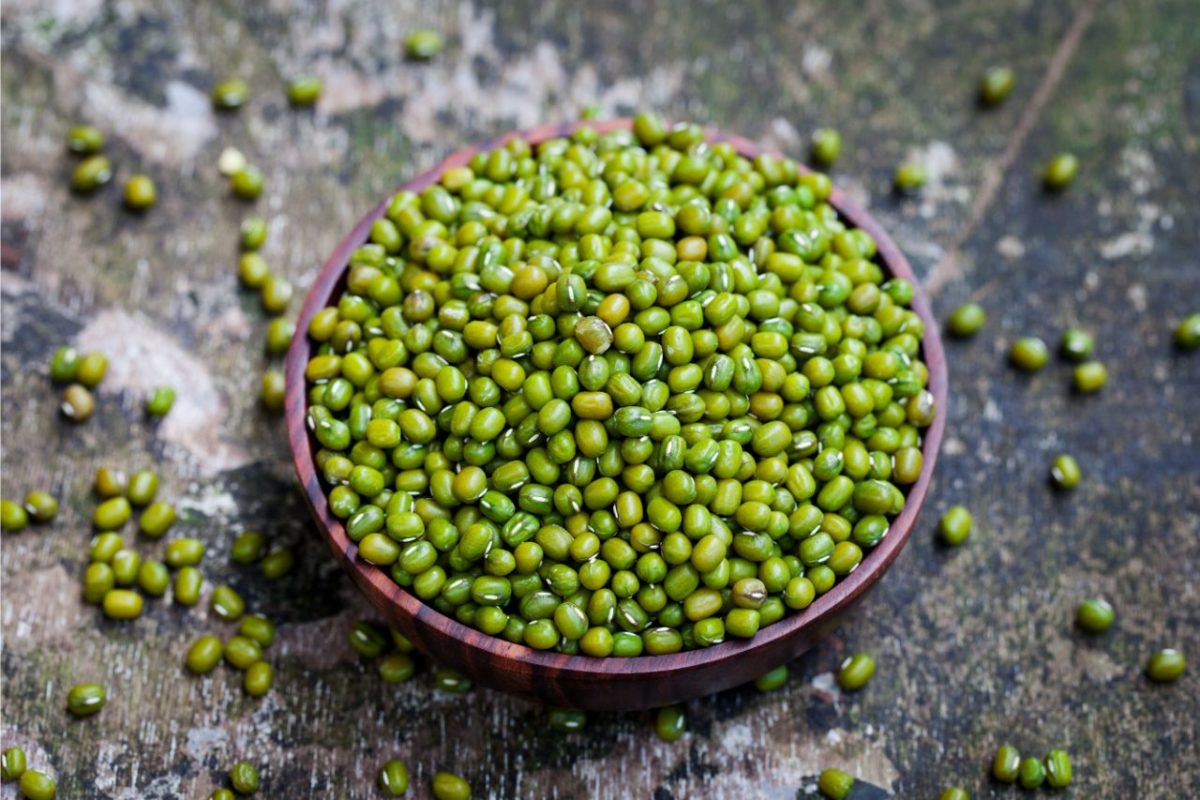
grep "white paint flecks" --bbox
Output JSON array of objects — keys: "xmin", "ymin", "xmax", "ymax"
[
  {"xmin": 910, "ymin": 141, "xmax": 969, "ymax": 218},
  {"xmin": 82, "ymin": 80, "xmax": 218, "ymax": 165},
  {"xmin": 183, "ymin": 726, "xmax": 230, "ymax": 761},
  {"xmin": 310, "ymin": 2, "xmax": 686, "ymax": 137},
  {"xmin": 767, "ymin": 117, "xmax": 802, "ymax": 150},
  {"xmin": 801, "ymin": 45, "xmax": 833, "ymax": 77},
  {"xmin": 1126, "ymin": 283, "xmax": 1148, "ymax": 312},
  {"xmin": 75, "ymin": 309, "xmax": 249, "ymax": 473},
  {"xmin": 1099, "ymin": 232, "xmax": 1153, "ymax": 260},
  {"xmin": 3, "ymin": 0, "xmax": 101, "ymax": 20},
  {"xmin": 0, "ymin": 172, "xmax": 52, "ymax": 221},
  {"xmin": 1118, "ymin": 147, "xmax": 1158, "ymax": 197},
  {"xmin": 0, "ymin": 565, "xmax": 89, "ymax": 649},
  {"xmin": 995, "ymin": 235, "xmax": 1026, "ymax": 261},
  {"xmin": 178, "ymin": 486, "xmax": 240, "ymax": 519}
]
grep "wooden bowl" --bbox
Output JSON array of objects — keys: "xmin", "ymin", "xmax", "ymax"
[{"xmin": 285, "ymin": 119, "xmax": 947, "ymax": 711}]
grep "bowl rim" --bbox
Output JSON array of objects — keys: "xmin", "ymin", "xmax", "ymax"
[{"xmin": 285, "ymin": 117, "xmax": 948, "ymax": 681}]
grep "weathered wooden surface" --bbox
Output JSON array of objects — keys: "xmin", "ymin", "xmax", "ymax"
[{"xmin": 1, "ymin": 0, "xmax": 1197, "ymax": 797}]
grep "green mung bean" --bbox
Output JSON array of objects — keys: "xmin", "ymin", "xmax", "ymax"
[
  {"xmin": 431, "ymin": 772, "xmax": 470, "ymax": 800},
  {"xmin": 434, "ymin": 667, "xmax": 472, "ymax": 694},
  {"xmin": 229, "ymin": 761, "xmax": 259, "ymax": 794},
  {"xmin": 266, "ymin": 319, "xmax": 295, "ymax": 355},
  {"xmin": 18, "ymin": 770, "xmax": 56, "ymax": 800},
  {"xmin": 94, "ymin": 467, "xmax": 126, "ymax": 498},
  {"xmin": 1010, "ymin": 337, "xmax": 1049, "ymax": 372},
  {"xmin": 810, "ymin": 128, "xmax": 842, "ymax": 166},
  {"xmin": 174, "ymin": 566, "xmax": 203, "ymax": 606},
  {"xmin": 123, "ymin": 175, "xmax": 157, "ymax": 211},
  {"xmin": 1073, "ymin": 361, "xmax": 1107, "ymax": 393},
  {"xmin": 836, "ymin": 652, "xmax": 876, "ymax": 690},
  {"xmin": 75, "ymin": 352, "xmax": 107, "ymax": 387},
  {"xmin": 260, "ymin": 275, "xmax": 292, "ymax": 315},
  {"xmin": 1176, "ymin": 313, "xmax": 1200, "ymax": 350},
  {"xmin": 240, "ymin": 217, "xmax": 267, "ymax": 251},
  {"xmin": 1075, "ymin": 597, "xmax": 1114, "ymax": 633},
  {"xmin": 72, "ymin": 155, "xmax": 112, "ymax": 193},
  {"xmin": 260, "ymin": 547, "xmax": 294, "ymax": 579},
  {"xmin": 817, "ymin": 768, "xmax": 854, "ymax": 800},
  {"xmin": 231, "ymin": 167, "xmax": 264, "ymax": 200},
  {"xmin": 947, "ymin": 303, "xmax": 986, "ymax": 338},
  {"xmin": 1, "ymin": 500, "xmax": 28, "ymax": 532},
  {"xmin": 547, "ymin": 707, "xmax": 587, "ymax": 733},
  {"xmin": 754, "ymin": 664, "xmax": 788, "ymax": 692},
  {"xmin": 1146, "ymin": 648, "xmax": 1186, "ymax": 682},
  {"xmin": 1, "ymin": 746, "xmax": 26, "ymax": 781},
  {"xmin": 348, "ymin": 620, "xmax": 389, "ymax": 658},
  {"xmin": 894, "ymin": 163, "xmax": 926, "ymax": 193},
  {"xmin": 244, "ymin": 661, "xmax": 273, "ymax": 696},
  {"xmin": 239, "ymin": 614, "xmax": 276, "ymax": 647},
  {"xmin": 147, "ymin": 386, "xmax": 176, "ymax": 416},
  {"xmin": 66, "ymin": 683, "xmax": 106, "ymax": 717},
  {"xmin": 211, "ymin": 584, "xmax": 245, "ymax": 621},
  {"xmin": 231, "ymin": 531, "xmax": 266, "ymax": 564},
  {"xmin": 992, "ymin": 744, "xmax": 1020, "ymax": 782},
  {"xmin": 1044, "ymin": 750, "xmax": 1072, "ymax": 788},
  {"xmin": 93, "ymin": 497, "xmax": 131, "ymax": 530},
  {"xmin": 23, "ymin": 491, "xmax": 58, "ymax": 523},
  {"xmin": 212, "ymin": 79, "xmax": 249, "ymax": 110},
  {"xmin": 111, "ymin": 549, "xmax": 141, "ymax": 585},
  {"xmin": 239, "ymin": 253, "xmax": 269, "ymax": 288},
  {"xmin": 406, "ymin": 30, "xmax": 444, "ymax": 60},
  {"xmin": 186, "ymin": 635, "xmax": 224, "ymax": 674},
  {"xmin": 938, "ymin": 505, "xmax": 972, "ymax": 545},
  {"xmin": 1049, "ymin": 454, "xmax": 1081, "ymax": 489},
  {"xmin": 165, "ymin": 538, "xmax": 206, "ymax": 568},
  {"xmin": 224, "ymin": 636, "xmax": 262, "ymax": 670},
  {"xmin": 67, "ymin": 124, "xmax": 104, "ymax": 154},
  {"xmin": 261, "ymin": 370, "xmax": 286, "ymax": 411},
  {"xmin": 83, "ymin": 563, "xmax": 115, "ymax": 604},
  {"xmin": 979, "ymin": 66, "xmax": 1015, "ymax": 106},
  {"xmin": 139, "ymin": 502, "xmax": 176, "ymax": 538},
  {"xmin": 379, "ymin": 760, "xmax": 410, "ymax": 796},
  {"xmin": 102, "ymin": 588, "xmax": 143, "ymax": 619},
  {"xmin": 49, "ymin": 346, "xmax": 79, "ymax": 382},
  {"xmin": 137, "ymin": 560, "xmax": 169, "ymax": 596},
  {"xmin": 287, "ymin": 78, "xmax": 322, "ymax": 107},
  {"xmin": 654, "ymin": 705, "xmax": 687, "ymax": 741},
  {"xmin": 1059, "ymin": 328, "xmax": 1094, "ymax": 361},
  {"xmin": 127, "ymin": 470, "xmax": 159, "ymax": 506},
  {"xmin": 378, "ymin": 653, "xmax": 416, "ymax": 683},
  {"xmin": 61, "ymin": 384, "xmax": 95, "ymax": 422},
  {"xmin": 1018, "ymin": 756, "xmax": 1045, "ymax": 789},
  {"xmin": 1043, "ymin": 154, "xmax": 1078, "ymax": 190}
]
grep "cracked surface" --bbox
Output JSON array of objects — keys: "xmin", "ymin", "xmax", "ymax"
[{"xmin": 2, "ymin": 0, "xmax": 1198, "ymax": 797}]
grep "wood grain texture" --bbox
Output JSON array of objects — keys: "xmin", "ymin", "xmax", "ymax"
[
  {"xmin": 285, "ymin": 118, "xmax": 948, "ymax": 711},
  {"xmin": 2, "ymin": 0, "xmax": 1198, "ymax": 797}
]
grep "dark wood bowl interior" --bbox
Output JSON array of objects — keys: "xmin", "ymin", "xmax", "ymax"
[{"xmin": 285, "ymin": 118, "xmax": 948, "ymax": 711}]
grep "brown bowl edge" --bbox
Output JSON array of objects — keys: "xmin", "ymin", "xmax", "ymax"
[{"xmin": 284, "ymin": 118, "xmax": 948, "ymax": 710}]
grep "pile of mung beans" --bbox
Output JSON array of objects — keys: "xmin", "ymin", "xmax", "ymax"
[{"xmin": 303, "ymin": 113, "xmax": 938, "ymax": 656}]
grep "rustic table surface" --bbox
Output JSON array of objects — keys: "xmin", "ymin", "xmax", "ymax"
[{"xmin": 2, "ymin": 0, "xmax": 1197, "ymax": 797}]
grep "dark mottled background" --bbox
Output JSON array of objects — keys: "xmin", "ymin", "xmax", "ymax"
[{"xmin": 2, "ymin": 0, "xmax": 1198, "ymax": 797}]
